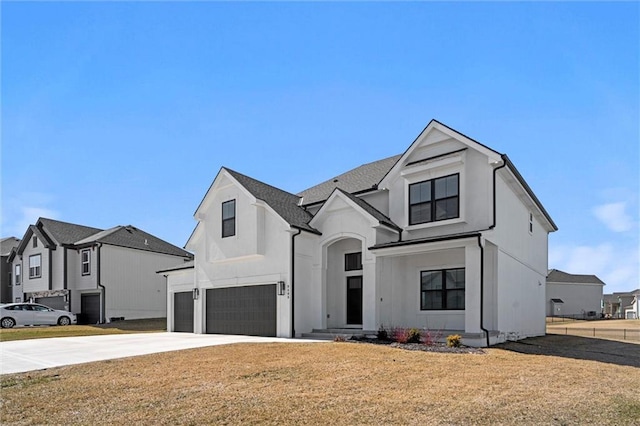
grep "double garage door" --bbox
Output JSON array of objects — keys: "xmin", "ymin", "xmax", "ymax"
[{"xmin": 206, "ymin": 284, "xmax": 276, "ymax": 337}]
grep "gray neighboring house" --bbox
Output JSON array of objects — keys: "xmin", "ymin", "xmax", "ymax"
[
  {"xmin": 8, "ymin": 218, "xmax": 192, "ymax": 323},
  {"xmin": 1, "ymin": 237, "xmax": 21, "ymax": 303},
  {"xmin": 546, "ymin": 269, "xmax": 604, "ymax": 318},
  {"xmin": 603, "ymin": 290, "xmax": 639, "ymax": 319}
]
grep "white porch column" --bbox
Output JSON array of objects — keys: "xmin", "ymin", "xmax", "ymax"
[
  {"xmin": 464, "ymin": 243, "xmax": 482, "ymax": 334},
  {"xmin": 362, "ymin": 257, "xmax": 377, "ymax": 331}
]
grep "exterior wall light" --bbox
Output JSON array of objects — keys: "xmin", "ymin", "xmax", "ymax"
[
  {"xmin": 277, "ymin": 281, "xmax": 286, "ymax": 296},
  {"xmin": 192, "ymin": 288, "xmax": 200, "ymax": 300}
]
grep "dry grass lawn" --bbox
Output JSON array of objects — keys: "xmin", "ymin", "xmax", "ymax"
[
  {"xmin": 547, "ymin": 319, "xmax": 640, "ymax": 342},
  {"xmin": 1, "ymin": 339, "xmax": 639, "ymax": 425}
]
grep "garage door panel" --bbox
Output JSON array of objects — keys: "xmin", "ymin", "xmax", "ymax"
[
  {"xmin": 173, "ymin": 292, "xmax": 194, "ymax": 333},
  {"xmin": 206, "ymin": 284, "xmax": 276, "ymax": 337},
  {"xmin": 35, "ymin": 296, "xmax": 65, "ymax": 311},
  {"xmin": 81, "ymin": 294, "xmax": 100, "ymax": 325}
]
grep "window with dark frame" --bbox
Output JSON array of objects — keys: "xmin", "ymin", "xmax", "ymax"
[
  {"xmin": 29, "ymin": 254, "xmax": 42, "ymax": 279},
  {"xmin": 15, "ymin": 264, "xmax": 21, "ymax": 285},
  {"xmin": 32, "ymin": 236, "xmax": 38, "ymax": 248},
  {"xmin": 345, "ymin": 252, "xmax": 362, "ymax": 271},
  {"xmin": 81, "ymin": 249, "xmax": 91, "ymax": 275},
  {"xmin": 409, "ymin": 174, "xmax": 459, "ymax": 225},
  {"xmin": 222, "ymin": 199, "xmax": 236, "ymax": 238},
  {"xmin": 529, "ymin": 212, "xmax": 534, "ymax": 234},
  {"xmin": 420, "ymin": 268, "xmax": 465, "ymax": 310}
]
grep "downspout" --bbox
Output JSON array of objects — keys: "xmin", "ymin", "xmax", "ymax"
[
  {"xmin": 96, "ymin": 243, "xmax": 105, "ymax": 324},
  {"xmin": 477, "ymin": 235, "xmax": 490, "ymax": 347},
  {"xmin": 290, "ymin": 228, "xmax": 302, "ymax": 338},
  {"xmin": 63, "ymin": 248, "xmax": 68, "ymax": 290},
  {"xmin": 48, "ymin": 247, "xmax": 53, "ymax": 291},
  {"xmin": 489, "ymin": 155, "xmax": 508, "ymax": 230}
]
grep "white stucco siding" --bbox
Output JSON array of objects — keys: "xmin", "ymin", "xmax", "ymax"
[
  {"xmin": 100, "ymin": 245, "xmax": 185, "ymax": 320},
  {"xmin": 493, "ymin": 173, "xmax": 549, "ymax": 276},
  {"xmin": 359, "ymin": 190, "xmax": 390, "ymax": 217},
  {"xmin": 379, "ymin": 248, "xmax": 467, "ymax": 331},
  {"xmin": 496, "ymin": 250, "xmax": 546, "ymax": 338},
  {"xmin": 386, "ymin": 142, "xmax": 493, "ymax": 240},
  {"xmin": 292, "ymin": 231, "xmax": 318, "ymax": 336},
  {"xmin": 545, "ymin": 282, "xmax": 603, "ymax": 316}
]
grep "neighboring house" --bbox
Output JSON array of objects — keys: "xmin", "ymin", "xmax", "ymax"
[
  {"xmin": 603, "ymin": 290, "xmax": 638, "ymax": 319},
  {"xmin": 1, "ymin": 237, "xmax": 21, "ymax": 303},
  {"xmin": 545, "ymin": 269, "xmax": 604, "ymax": 318},
  {"xmin": 170, "ymin": 120, "xmax": 557, "ymax": 346},
  {"xmin": 624, "ymin": 291, "xmax": 639, "ymax": 319},
  {"xmin": 8, "ymin": 218, "xmax": 192, "ymax": 323}
]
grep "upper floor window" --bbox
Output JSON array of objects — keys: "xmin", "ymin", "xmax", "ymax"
[
  {"xmin": 420, "ymin": 268, "xmax": 465, "ymax": 310},
  {"xmin": 14, "ymin": 264, "xmax": 21, "ymax": 286},
  {"xmin": 529, "ymin": 212, "xmax": 534, "ymax": 234},
  {"xmin": 29, "ymin": 254, "xmax": 42, "ymax": 279},
  {"xmin": 32, "ymin": 236, "xmax": 38, "ymax": 248},
  {"xmin": 409, "ymin": 174, "xmax": 459, "ymax": 225},
  {"xmin": 345, "ymin": 252, "xmax": 362, "ymax": 271},
  {"xmin": 222, "ymin": 199, "xmax": 236, "ymax": 238},
  {"xmin": 81, "ymin": 249, "xmax": 91, "ymax": 275}
]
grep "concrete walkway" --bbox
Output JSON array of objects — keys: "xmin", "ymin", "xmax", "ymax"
[{"xmin": 1, "ymin": 333, "xmax": 322, "ymax": 375}]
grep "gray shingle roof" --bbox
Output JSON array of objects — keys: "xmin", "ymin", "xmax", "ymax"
[
  {"xmin": 1, "ymin": 237, "xmax": 20, "ymax": 256},
  {"xmin": 225, "ymin": 168, "xmax": 320, "ymax": 234},
  {"xmin": 78, "ymin": 225, "xmax": 193, "ymax": 258},
  {"xmin": 38, "ymin": 218, "xmax": 103, "ymax": 245},
  {"xmin": 157, "ymin": 260, "xmax": 195, "ymax": 273},
  {"xmin": 297, "ymin": 154, "xmax": 402, "ymax": 205},
  {"xmin": 334, "ymin": 188, "xmax": 401, "ymax": 231},
  {"xmin": 547, "ymin": 269, "xmax": 605, "ymax": 285}
]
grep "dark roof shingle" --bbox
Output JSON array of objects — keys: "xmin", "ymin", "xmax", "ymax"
[
  {"xmin": 297, "ymin": 155, "xmax": 401, "ymax": 205},
  {"xmin": 547, "ymin": 269, "xmax": 605, "ymax": 285},
  {"xmin": 225, "ymin": 168, "xmax": 319, "ymax": 234}
]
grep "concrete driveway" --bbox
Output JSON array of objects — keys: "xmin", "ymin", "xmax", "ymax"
[{"xmin": 1, "ymin": 333, "xmax": 322, "ymax": 375}]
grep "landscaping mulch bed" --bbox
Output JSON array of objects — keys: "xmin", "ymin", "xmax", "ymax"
[{"xmin": 349, "ymin": 335, "xmax": 485, "ymax": 354}]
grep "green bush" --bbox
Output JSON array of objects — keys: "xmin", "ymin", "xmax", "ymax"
[{"xmin": 446, "ymin": 334, "xmax": 462, "ymax": 348}]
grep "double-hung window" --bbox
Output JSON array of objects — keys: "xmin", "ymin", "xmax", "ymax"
[
  {"xmin": 420, "ymin": 268, "xmax": 465, "ymax": 310},
  {"xmin": 15, "ymin": 264, "xmax": 21, "ymax": 286},
  {"xmin": 222, "ymin": 200, "xmax": 236, "ymax": 238},
  {"xmin": 81, "ymin": 249, "xmax": 91, "ymax": 275},
  {"xmin": 29, "ymin": 254, "xmax": 42, "ymax": 279},
  {"xmin": 409, "ymin": 174, "xmax": 459, "ymax": 225}
]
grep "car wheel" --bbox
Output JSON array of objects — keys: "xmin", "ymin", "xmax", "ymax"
[
  {"xmin": 1, "ymin": 317, "xmax": 16, "ymax": 329},
  {"xmin": 58, "ymin": 316, "xmax": 71, "ymax": 326}
]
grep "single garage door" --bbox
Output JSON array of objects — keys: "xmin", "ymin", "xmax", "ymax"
[
  {"xmin": 206, "ymin": 284, "xmax": 276, "ymax": 337},
  {"xmin": 81, "ymin": 294, "xmax": 101, "ymax": 324},
  {"xmin": 173, "ymin": 292, "xmax": 194, "ymax": 332},
  {"xmin": 35, "ymin": 296, "xmax": 65, "ymax": 310}
]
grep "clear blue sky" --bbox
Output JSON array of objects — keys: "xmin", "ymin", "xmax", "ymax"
[{"xmin": 2, "ymin": 2, "xmax": 638, "ymax": 293}]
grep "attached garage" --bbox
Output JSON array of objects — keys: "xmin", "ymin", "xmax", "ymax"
[
  {"xmin": 81, "ymin": 294, "xmax": 101, "ymax": 324},
  {"xmin": 206, "ymin": 284, "xmax": 276, "ymax": 337},
  {"xmin": 35, "ymin": 296, "xmax": 65, "ymax": 311},
  {"xmin": 173, "ymin": 292, "xmax": 194, "ymax": 332}
]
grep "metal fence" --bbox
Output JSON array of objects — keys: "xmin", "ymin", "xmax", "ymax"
[{"xmin": 547, "ymin": 327, "xmax": 640, "ymax": 341}]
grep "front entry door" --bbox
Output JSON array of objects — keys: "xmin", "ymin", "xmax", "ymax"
[{"xmin": 346, "ymin": 276, "xmax": 363, "ymax": 325}]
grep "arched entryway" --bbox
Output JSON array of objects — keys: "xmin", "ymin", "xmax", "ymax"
[{"xmin": 324, "ymin": 237, "xmax": 364, "ymax": 328}]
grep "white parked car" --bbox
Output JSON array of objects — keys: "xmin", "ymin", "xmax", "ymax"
[{"xmin": 0, "ymin": 303, "xmax": 78, "ymax": 328}]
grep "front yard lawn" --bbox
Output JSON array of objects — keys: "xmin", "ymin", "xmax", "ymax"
[{"xmin": 1, "ymin": 339, "xmax": 638, "ymax": 425}]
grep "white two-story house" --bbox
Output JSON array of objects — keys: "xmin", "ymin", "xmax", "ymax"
[
  {"xmin": 9, "ymin": 218, "xmax": 192, "ymax": 323},
  {"xmin": 169, "ymin": 120, "xmax": 557, "ymax": 346}
]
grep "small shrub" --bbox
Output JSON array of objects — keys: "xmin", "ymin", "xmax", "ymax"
[
  {"xmin": 392, "ymin": 327, "xmax": 408, "ymax": 343},
  {"xmin": 447, "ymin": 334, "xmax": 462, "ymax": 348},
  {"xmin": 406, "ymin": 328, "xmax": 421, "ymax": 343},
  {"xmin": 377, "ymin": 325, "xmax": 390, "ymax": 341},
  {"xmin": 422, "ymin": 329, "xmax": 443, "ymax": 346},
  {"xmin": 333, "ymin": 335, "xmax": 347, "ymax": 342}
]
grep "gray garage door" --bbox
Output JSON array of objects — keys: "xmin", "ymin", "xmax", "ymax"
[
  {"xmin": 81, "ymin": 294, "xmax": 100, "ymax": 324},
  {"xmin": 173, "ymin": 292, "xmax": 194, "ymax": 333},
  {"xmin": 35, "ymin": 296, "xmax": 65, "ymax": 310},
  {"xmin": 206, "ymin": 284, "xmax": 276, "ymax": 337}
]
